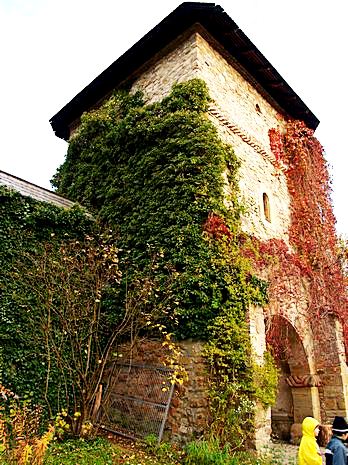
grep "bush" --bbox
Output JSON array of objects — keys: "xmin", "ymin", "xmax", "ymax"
[{"xmin": 0, "ymin": 384, "xmax": 54, "ymax": 465}]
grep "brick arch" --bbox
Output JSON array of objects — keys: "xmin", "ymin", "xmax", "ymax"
[{"xmin": 266, "ymin": 315, "xmax": 321, "ymax": 441}]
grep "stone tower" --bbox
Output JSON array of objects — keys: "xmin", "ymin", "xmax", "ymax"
[{"xmin": 50, "ymin": 3, "xmax": 348, "ymax": 446}]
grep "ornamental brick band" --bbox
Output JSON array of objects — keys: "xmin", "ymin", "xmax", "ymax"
[{"xmin": 208, "ymin": 104, "xmax": 285, "ymax": 171}]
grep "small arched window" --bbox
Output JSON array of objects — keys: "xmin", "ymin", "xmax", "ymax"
[{"xmin": 263, "ymin": 193, "xmax": 271, "ymax": 222}]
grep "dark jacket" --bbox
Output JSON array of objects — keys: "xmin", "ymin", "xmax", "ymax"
[{"xmin": 325, "ymin": 436, "xmax": 348, "ymax": 465}]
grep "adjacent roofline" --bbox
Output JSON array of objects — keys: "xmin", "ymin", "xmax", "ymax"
[
  {"xmin": 50, "ymin": 2, "xmax": 319, "ymax": 140},
  {"xmin": 0, "ymin": 170, "xmax": 75, "ymax": 208}
]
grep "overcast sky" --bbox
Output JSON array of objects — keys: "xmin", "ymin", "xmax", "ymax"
[{"xmin": 0, "ymin": 0, "xmax": 347, "ymax": 236}]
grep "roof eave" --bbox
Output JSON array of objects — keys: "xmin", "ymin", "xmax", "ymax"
[{"xmin": 50, "ymin": 2, "xmax": 319, "ymax": 140}]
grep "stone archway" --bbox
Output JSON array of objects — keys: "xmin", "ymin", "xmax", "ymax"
[{"xmin": 266, "ymin": 315, "xmax": 321, "ymax": 441}]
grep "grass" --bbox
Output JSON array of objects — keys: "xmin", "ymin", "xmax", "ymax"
[
  {"xmin": 0, "ymin": 436, "xmax": 296, "ymax": 465},
  {"xmin": 182, "ymin": 440, "xmax": 287, "ymax": 465},
  {"xmin": 44, "ymin": 436, "xmax": 182, "ymax": 465},
  {"xmin": 44, "ymin": 438, "xmax": 115, "ymax": 464}
]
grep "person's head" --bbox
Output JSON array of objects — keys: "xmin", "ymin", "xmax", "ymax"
[
  {"xmin": 302, "ymin": 416, "xmax": 320, "ymax": 438},
  {"xmin": 332, "ymin": 416, "xmax": 348, "ymax": 440}
]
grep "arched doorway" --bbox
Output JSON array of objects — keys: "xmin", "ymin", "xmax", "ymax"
[{"xmin": 266, "ymin": 315, "xmax": 320, "ymax": 441}]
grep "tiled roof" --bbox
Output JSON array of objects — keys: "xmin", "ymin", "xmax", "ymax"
[{"xmin": 50, "ymin": 2, "xmax": 319, "ymax": 140}]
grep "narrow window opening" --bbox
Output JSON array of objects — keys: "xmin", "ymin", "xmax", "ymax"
[
  {"xmin": 263, "ymin": 193, "xmax": 271, "ymax": 222},
  {"xmin": 255, "ymin": 103, "xmax": 261, "ymax": 113}
]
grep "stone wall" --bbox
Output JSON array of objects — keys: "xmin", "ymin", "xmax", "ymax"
[
  {"xmin": 108, "ymin": 339, "xmax": 210, "ymax": 443},
  {"xmin": 131, "ymin": 32, "xmax": 199, "ymax": 105},
  {"xmin": 316, "ymin": 318, "xmax": 348, "ymax": 422},
  {"xmin": 129, "ymin": 29, "xmax": 323, "ymax": 445},
  {"xmin": 108, "ymin": 26, "xmax": 348, "ymax": 443},
  {"xmin": 131, "ymin": 30, "xmax": 291, "ymax": 244}
]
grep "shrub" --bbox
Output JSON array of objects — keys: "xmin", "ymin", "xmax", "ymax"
[{"xmin": 0, "ymin": 384, "xmax": 54, "ymax": 465}]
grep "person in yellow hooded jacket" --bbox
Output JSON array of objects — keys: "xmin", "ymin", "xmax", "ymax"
[{"xmin": 298, "ymin": 416, "xmax": 322, "ymax": 465}]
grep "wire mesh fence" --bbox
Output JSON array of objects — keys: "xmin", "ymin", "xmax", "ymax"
[{"xmin": 97, "ymin": 362, "xmax": 175, "ymax": 442}]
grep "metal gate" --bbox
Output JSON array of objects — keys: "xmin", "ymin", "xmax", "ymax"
[{"xmin": 97, "ymin": 362, "xmax": 175, "ymax": 442}]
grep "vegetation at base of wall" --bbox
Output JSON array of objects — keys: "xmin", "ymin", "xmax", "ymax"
[
  {"xmin": 203, "ymin": 316, "xmax": 278, "ymax": 445},
  {"xmin": 184, "ymin": 439, "xmax": 237, "ymax": 465},
  {"xmin": 1, "ymin": 435, "xmax": 286, "ymax": 465},
  {"xmin": 52, "ymin": 79, "xmax": 276, "ymax": 444},
  {"xmin": 252, "ymin": 352, "xmax": 278, "ymax": 408},
  {"xmin": 44, "ymin": 438, "xmax": 115, "ymax": 465},
  {"xmin": 183, "ymin": 439, "xmax": 278, "ymax": 465},
  {"xmin": 0, "ymin": 436, "xmax": 115, "ymax": 465}
]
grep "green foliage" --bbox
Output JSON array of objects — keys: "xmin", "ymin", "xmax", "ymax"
[
  {"xmin": 1, "ymin": 79, "xmax": 275, "ymax": 445},
  {"xmin": 203, "ymin": 317, "xmax": 277, "ymax": 445},
  {"xmin": 203, "ymin": 312, "xmax": 255, "ymax": 447},
  {"xmin": 252, "ymin": 352, "xmax": 279, "ymax": 408},
  {"xmin": 143, "ymin": 434, "xmax": 182, "ymax": 463},
  {"xmin": 183, "ymin": 439, "xmax": 277, "ymax": 465},
  {"xmin": 0, "ymin": 433, "xmax": 290, "ymax": 465},
  {"xmin": 52, "ymin": 79, "xmax": 272, "ymax": 443},
  {"xmin": 14, "ymin": 231, "xmax": 125, "ymax": 431},
  {"xmin": 184, "ymin": 439, "xmax": 235, "ymax": 465},
  {"xmin": 0, "ymin": 186, "xmax": 94, "ymax": 406},
  {"xmin": 53, "ymin": 79, "xmax": 265, "ymax": 334},
  {"xmin": 44, "ymin": 438, "xmax": 114, "ymax": 465},
  {"xmin": 0, "ymin": 190, "xmax": 146, "ymax": 432}
]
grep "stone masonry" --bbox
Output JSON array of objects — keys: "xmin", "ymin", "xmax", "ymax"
[
  {"xmin": 103, "ymin": 339, "xmax": 210, "ymax": 443},
  {"xmin": 131, "ymin": 28, "xmax": 348, "ymax": 444},
  {"xmin": 131, "ymin": 31, "xmax": 291, "ymax": 245},
  {"xmin": 49, "ymin": 4, "xmax": 348, "ymax": 447}
]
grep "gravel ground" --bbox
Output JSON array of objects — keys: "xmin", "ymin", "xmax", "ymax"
[
  {"xmin": 266, "ymin": 441, "xmax": 299, "ymax": 464},
  {"xmin": 265, "ymin": 441, "xmax": 326, "ymax": 465}
]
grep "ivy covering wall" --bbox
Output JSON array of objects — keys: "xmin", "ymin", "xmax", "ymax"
[
  {"xmin": 53, "ymin": 80, "xmax": 267, "ymax": 331},
  {"xmin": 0, "ymin": 187, "xmax": 93, "ymax": 407},
  {"xmin": 0, "ymin": 80, "xmax": 277, "ymax": 445},
  {"xmin": 52, "ymin": 80, "xmax": 276, "ymax": 442}
]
